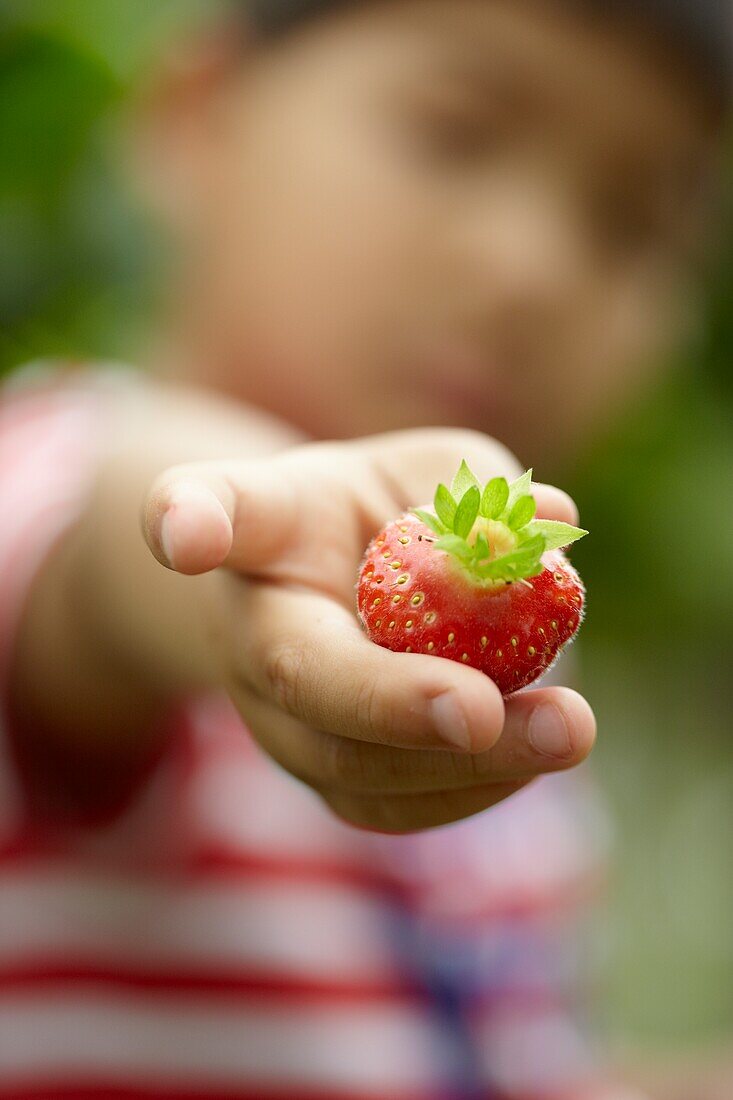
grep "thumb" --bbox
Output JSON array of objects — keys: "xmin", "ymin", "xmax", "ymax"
[{"xmin": 142, "ymin": 459, "xmax": 297, "ymax": 576}]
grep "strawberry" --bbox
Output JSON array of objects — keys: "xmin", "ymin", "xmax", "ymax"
[{"xmin": 356, "ymin": 461, "xmax": 587, "ymax": 696}]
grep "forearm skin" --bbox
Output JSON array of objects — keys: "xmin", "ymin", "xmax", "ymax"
[{"xmin": 9, "ymin": 373, "xmax": 303, "ymax": 755}]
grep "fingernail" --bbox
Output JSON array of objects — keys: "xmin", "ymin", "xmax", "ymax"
[
  {"xmin": 528, "ymin": 704, "xmax": 571, "ymax": 759},
  {"xmin": 160, "ymin": 508, "xmax": 176, "ymax": 570},
  {"xmin": 429, "ymin": 691, "xmax": 471, "ymax": 752}
]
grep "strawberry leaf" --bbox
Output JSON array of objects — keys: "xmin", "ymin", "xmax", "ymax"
[
  {"xmin": 507, "ymin": 494, "xmax": 536, "ymax": 530},
  {"xmin": 434, "ymin": 484, "xmax": 457, "ymax": 529},
  {"xmin": 525, "ymin": 519, "xmax": 588, "ymax": 551},
  {"xmin": 412, "ymin": 509, "xmax": 446, "ymax": 536},
  {"xmin": 514, "ymin": 532, "xmax": 545, "ymax": 558},
  {"xmin": 450, "ymin": 460, "xmax": 481, "ymax": 500},
  {"xmin": 506, "ymin": 469, "xmax": 533, "ymax": 512},
  {"xmin": 479, "ymin": 561, "xmax": 543, "ymax": 582},
  {"xmin": 415, "ymin": 464, "xmax": 588, "ymax": 588},
  {"xmin": 434, "ymin": 533, "xmax": 474, "ymax": 562},
  {"xmin": 476, "ymin": 533, "xmax": 546, "ymax": 582},
  {"xmin": 474, "ymin": 531, "xmax": 490, "ymax": 562},
  {"xmin": 453, "ymin": 485, "xmax": 480, "ymax": 538},
  {"xmin": 481, "ymin": 476, "xmax": 509, "ymax": 519}
]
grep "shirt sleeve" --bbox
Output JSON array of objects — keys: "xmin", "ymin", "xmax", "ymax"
[
  {"xmin": 0, "ymin": 365, "xmax": 106, "ymax": 831},
  {"xmin": 0, "ymin": 362, "xmax": 217, "ymax": 871},
  {"xmin": 0, "ymin": 364, "xmax": 107, "ymax": 684}
]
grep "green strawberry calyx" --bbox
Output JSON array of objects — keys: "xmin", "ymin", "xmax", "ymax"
[{"xmin": 411, "ymin": 460, "xmax": 587, "ymax": 585}]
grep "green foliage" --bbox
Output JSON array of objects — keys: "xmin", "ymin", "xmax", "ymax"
[
  {"xmin": 505, "ymin": 468, "xmax": 533, "ymax": 510},
  {"xmin": 433, "ymin": 533, "xmax": 474, "ymax": 562},
  {"xmin": 507, "ymin": 493, "xmax": 536, "ymax": 530},
  {"xmin": 481, "ymin": 476, "xmax": 509, "ymax": 519},
  {"xmin": 566, "ymin": 369, "xmax": 733, "ymax": 1043},
  {"xmin": 474, "ymin": 531, "xmax": 490, "ymax": 562},
  {"xmin": 450, "ymin": 458, "xmax": 481, "ymax": 498},
  {"xmin": 412, "ymin": 508, "xmax": 444, "ymax": 536},
  {"xmin": 0, "ymin": 30, "xmax": 118, "ymax": 197},
  {"xmin": 453, "ymin": 484, "xmax": 480, "ymax": 538},
  {"xmin": 475, "ymin": 534, "xmax": 546, "ymax": 582},
  {"xmin": 433, "ymin": 483, "xmax": 456, "ymax": 528},
  {"xmin": 526, "ymin": 518, "xmax": 589, "ymax": 552},
  {"xmin": 0, "ymin": 2, "xmax": 207, "ymax": 375}
]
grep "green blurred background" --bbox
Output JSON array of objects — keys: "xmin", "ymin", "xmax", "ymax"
[{"xmin": 1, "ymin": 0, "xmax": 732, "ymax": 1055}]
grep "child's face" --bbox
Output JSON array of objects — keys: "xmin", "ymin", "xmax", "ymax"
[{"xmin": 159, "ymin": 0, "xmax": 720, "ymax": 463}]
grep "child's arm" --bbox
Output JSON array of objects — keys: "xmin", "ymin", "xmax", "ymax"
[
  {"xmin": 9, "ymin": 372, "xmax": 596, "ymax": 831},
  {"xmin": 8, "ymin": 372, "xmax": 304, "ymax": 757}
]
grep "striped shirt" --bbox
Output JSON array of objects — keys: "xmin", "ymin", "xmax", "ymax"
[{"xmin": 0, "ymin": 365, "xmax": 613, "ymax": 1100}]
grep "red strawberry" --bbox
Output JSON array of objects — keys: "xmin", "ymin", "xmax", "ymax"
[{"xmin": 356, "ymin": 462, "xmax": 587, "ymax": 697}]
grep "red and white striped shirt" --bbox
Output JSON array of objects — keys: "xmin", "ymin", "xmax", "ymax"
[{"xmin": 0, "ymin": 365, "xmax": 613, "ymax": 1100}]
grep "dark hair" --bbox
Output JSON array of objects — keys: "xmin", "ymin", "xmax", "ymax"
[{"xmin": 245, "ymin": 0, "xmax": 732, "ymax": 113}]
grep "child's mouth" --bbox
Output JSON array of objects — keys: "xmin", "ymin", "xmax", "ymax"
[{"xmin": 402, "ymin": 341, "xmax": 508, "ymax": 425}]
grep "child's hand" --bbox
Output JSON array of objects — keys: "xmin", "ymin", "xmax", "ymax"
[{"xmin": 144, "ymin": 429, "xmax": 596, "ymax": 831}]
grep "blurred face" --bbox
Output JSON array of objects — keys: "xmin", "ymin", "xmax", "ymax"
[{"xmin": 158, "ymin": 0, "xmax": 720, "ymax": 464}]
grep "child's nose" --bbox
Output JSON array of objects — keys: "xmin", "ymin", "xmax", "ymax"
[{"xmin": 449, "ymin": 173, "xmax": 592, "ymax": 320}]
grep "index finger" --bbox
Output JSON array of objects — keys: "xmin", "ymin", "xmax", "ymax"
[{"xmin": 532, "ymin": 482, "xmax": 580, "ymax": 526}]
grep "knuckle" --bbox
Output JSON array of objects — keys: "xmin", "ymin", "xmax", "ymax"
[
  {"xmin": 450, "ymin": 427, "xmax": 495, "ymax": 451},
  {"xmin": 455, "ymin": 748, "xmax": 488, "ymax": 783},
  {"xmin": 426, "ymin": 429, "xmax": 522, "ymax": 481},
  {"xmin": 318, "ymin": 733, "xmax": 404, "ymax": 795},
  {"xmin": 319, "ymin": 734, "xmax": 370, "ymax": 791},
  {"xmin": 484, "ymin": 440, "xmax": 522, "ymax": 480},
  {"xmin": 263, "ymin": 639, "xmax": 308, "ymax": 715},
  {"xmin": 420, "ymin": 426, "xmax": 489, "ymax": 457},
  {"xmin": 351, "ymin": 673, "xmax": 387, "ymax": 743},
  {"xmin": 240, "ymin": 712, "xmax": 325, "ymax": 794},
  {"xmin": 458, "ymin": 432, "xmax": 521, "ymax": 480}
]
